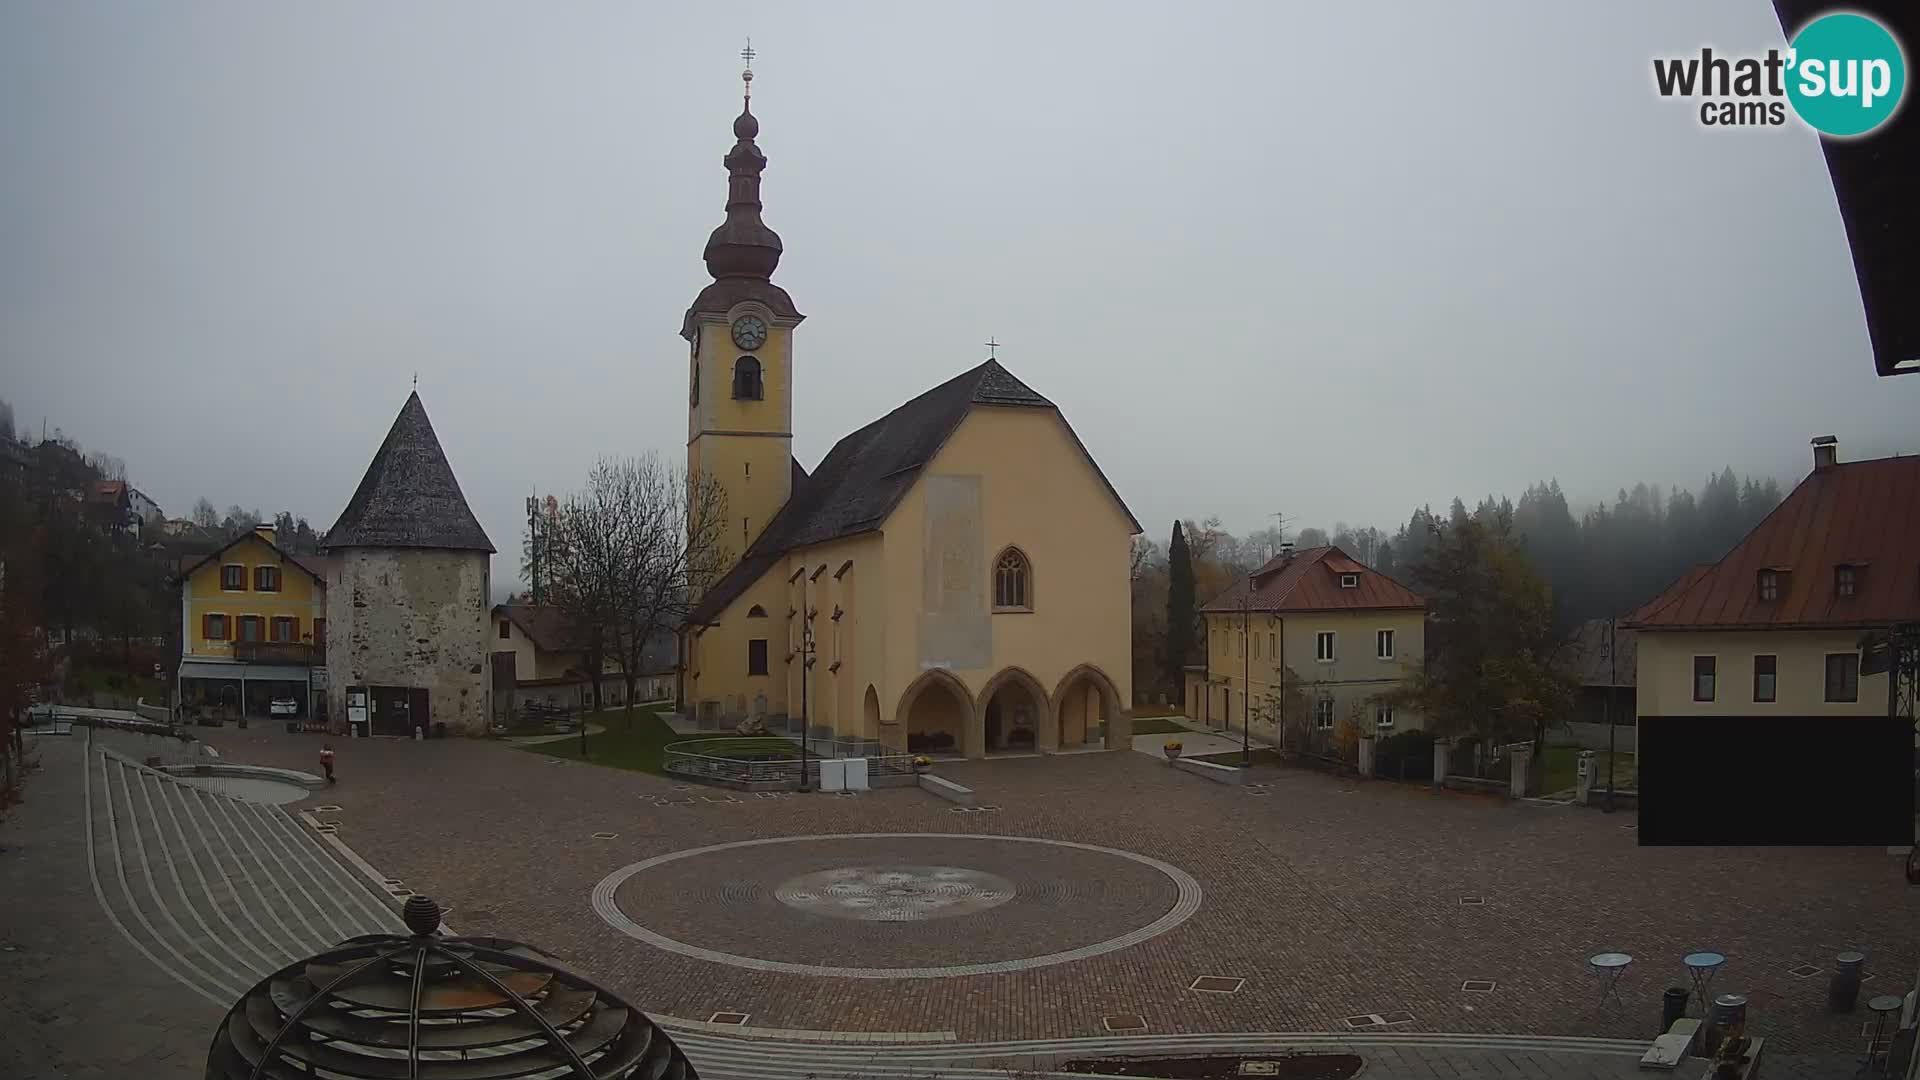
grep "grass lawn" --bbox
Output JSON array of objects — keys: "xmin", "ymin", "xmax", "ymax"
[
  {"xmin": 1540, "ymin": 746, "xmax": 1636, "ymax": 794},
  {"xmin": 1130, "ymin": 716, "xmax": 1191, "ymax": 735},
  {"xmin": 525, "ymin": 704, "xmax": 798, "ymax": 775}
]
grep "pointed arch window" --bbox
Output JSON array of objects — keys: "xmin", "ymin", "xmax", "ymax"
[
  {"xmin": 732, "ymin": 356, "xmax": 763, "ymax": 400},
  {"xmin": 993, "ymin": 547, "xmax": 1032, "ymax": 611}
]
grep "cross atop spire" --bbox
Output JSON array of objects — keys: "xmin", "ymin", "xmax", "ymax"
[
  {"xmin": 984, "ymin": 336, "xmax": 1001, "ymax": 360},
  {"xmin": 741, "ymin": 37, "xmax": 755, "ymax": 101}
]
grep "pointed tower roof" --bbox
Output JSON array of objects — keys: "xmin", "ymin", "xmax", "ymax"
[
  {"xmin": 323, "ymin": 392, "xmax": 495, "ymax": 553},
  {"xmin": 682, "ymin": 51, "xmax": 802, "ymax": 340}
]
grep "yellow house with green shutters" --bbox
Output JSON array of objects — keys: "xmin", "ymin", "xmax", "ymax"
[{"xmin": 175, "ymin": 524, "xmax": 329, "ymax": 721}]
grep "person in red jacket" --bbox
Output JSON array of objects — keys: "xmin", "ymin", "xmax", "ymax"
[{"xmin": 319, "ymin": 743, "xmax": 336, "ymax": 784}]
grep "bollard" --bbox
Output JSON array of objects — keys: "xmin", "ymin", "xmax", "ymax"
[
  {"xmin": 413, "ymin": 725, "xmax": 424, "ymax": 742},
  {"xmin": 1662, "ymin": 987, "xmax": 1690, "ymax": 1034},
  {"xmin": 1828, "ymin": 950, "xmax": 1865, "ymax": 1012}
]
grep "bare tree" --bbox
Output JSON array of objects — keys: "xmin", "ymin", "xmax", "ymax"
[
  {"xmin": 0, "ymin": 397, "xmax": 14, "ymax": 443},
  {"xmin": 190, "ymin": 497, "xmax": 220, "ymax": 530},
  {"xmin": 90, "ymin": 453, "xmax": 127, "ymax": 481},
  {"xmin": 547, "ymin": 455, "xmax": 731, "ymax": 729}
]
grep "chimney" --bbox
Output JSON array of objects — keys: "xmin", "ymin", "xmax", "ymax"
[
  {"xmin": 254, "ymin": 523, "xmax": 276, "ymax": 545},
  {"xmin": 1279, "ymin": 541, "xmax": 1295, "ymax": 560},
  {"xmin": 1811, "ymin": 434, "xmax": 1838, "ymax": 471}
]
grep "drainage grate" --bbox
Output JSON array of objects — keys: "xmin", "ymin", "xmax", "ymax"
[
  {"xmin": 1102, "ymin": 1014, "xmax": 1147, "ymax": 1033},
  {"xmin": 314, "ymin": 805, "xmax": 343, "ymax": 812},
  {"xmin": 1239, "ymin": 1064, "xmax": 1279, "ymax": 1077},
  {"xmin": 1788, "ymin": 964, "xmax": 1822, "ymax": 979},
  {"xmin": 1340, "ymin": 1014, "xmax": 1384, "ymax": 1029},
  {"xmin": 315, "ymin": 823, "xmax": 338, "ymax": 834},
  {"xmin": 1188, "ymin": 976, "xmax": 1246, "ymax": 994},
  {"xmin": 1461, "ymin": 980, "xmax": 1497, "ymax": 993},
  {"xmin": 707, "ymin": 1011, "xmax": 750, "ymax": 1026},
  {"xmin": 1245, "ymin": 788, "xmax": 1270, "ymax": 796},
  {"xmin": 978, "ymin": 804, "xmax": 1002, "ymax": 812},
  {"xmin": 592, "ymin": 831, "xmax": 618, "ymax": 839},
  {"xmin": 389, "ymin": 888, "xmax": 414, "ymax": 899},
  {"xmin": 950, "ymin": 806, "xmax": 978, "ymax": 814},
  {"xmin": 836, "ymin": 791, "xmax": 855, "ymax": 798},
  {"xmin": 755, "ymin": 792, "xmax": 781, "ymax": 800},
  {"xmin": 1458, "ymin": 896, "xmax": 1486, "ymax": 906},
  {"xmin": 381, "ymin": 878, "xmax": 403, "ymax": 887}
]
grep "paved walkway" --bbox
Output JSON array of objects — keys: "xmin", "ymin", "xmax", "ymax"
[
  {"xmin": 3, "ymin": 723, "xmax": 1900, "ymax": 1079},
  {"xmin": 1131, "ymin": 715, "xmax": 1251, "ymax": 758}
]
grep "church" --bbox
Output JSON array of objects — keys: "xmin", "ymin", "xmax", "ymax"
[{"xmin": 678, "ymin": 66, "xmax": 1139, "ymax": 759}]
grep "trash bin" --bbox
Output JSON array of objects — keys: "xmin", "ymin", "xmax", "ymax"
[
  {"xmin": 1704, "ymin": 993, "xmax": 1747, "ymax": 1053},
  {"xmin": 1828, "ymin": 950, "xmax": 1865, "ymax": 1012},
  {"xmin": 1662, "ymin": 987, "xmax": 1690, "ymax": 1033}
]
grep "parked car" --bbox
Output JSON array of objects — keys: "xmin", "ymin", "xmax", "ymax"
[{"xmin": 269, "ymin": 698, "xmax": 298, "ymax": 718}]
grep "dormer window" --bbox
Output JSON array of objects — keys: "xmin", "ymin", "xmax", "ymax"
[
  {"xmin": 1757, "ymin": 569, "xmax": 1780, "ymax": 602},
  {"xmin": 732, "ymin": 356, "xmax": 763, "ymax": 400},
  {"xmin": 1339, "ymin": 573, "xmax": 1359, "ymax": 589},
  {"xmin": 1834, "ymin": 564, "xmax": 1859, "ymax": 598}
]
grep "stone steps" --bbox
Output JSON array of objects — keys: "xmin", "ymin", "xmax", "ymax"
[{"xmin": 83, "ymin": 736, "xmax": 403, "ymax": 1008}]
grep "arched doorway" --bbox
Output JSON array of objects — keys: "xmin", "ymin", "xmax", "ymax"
[
  {"xmin": 896, "ymin": 670, "xmax": 972, "ymax": 756},
  {"xmin": 863, "ymin": 685, "xmax": 881, "ymax": 746},
  {"xmin": 1052, "ymin": 665, "xmax": 1123, "ymax": 750},
  {"xmin": 978, "ymin": 668, "xmax": 1049, "ymax": 754}
]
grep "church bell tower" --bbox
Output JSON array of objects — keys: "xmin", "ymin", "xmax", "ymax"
[{"xmin": 683, "ymin": 44, "xmax": 804, "ymax": 569}]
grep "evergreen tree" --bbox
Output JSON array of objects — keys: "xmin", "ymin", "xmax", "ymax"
[{"xmin": 1165, "ymin": 520, "xmax": 1196, "ymax": 703}]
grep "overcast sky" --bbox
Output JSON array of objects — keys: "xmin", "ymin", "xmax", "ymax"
[{"xmin": 3, "ymin": 2, "xmax": 1914, "ymax": 585}]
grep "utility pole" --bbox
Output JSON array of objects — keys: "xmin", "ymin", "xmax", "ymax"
[
  {"xmin": 1604, "ymin": 616, "xmax": 1617, "ymax": 813},
  {"xmin": 1242, "ymin": 575, "xmax": 1252, "ymax": 769}
]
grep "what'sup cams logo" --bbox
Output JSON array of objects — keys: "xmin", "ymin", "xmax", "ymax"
[{"xmin": 1654, "ymin": 11, "xmax": 1906, "ymax": 136}]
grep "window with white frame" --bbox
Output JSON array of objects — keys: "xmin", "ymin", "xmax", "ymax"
[
  {"xmin": 1314, "ymin": 698, "xmax": 1335, "ymax": 729},
  {"xmin": 1315, "ymin": 631, "xmax": 1336, "ymax": 662},
  {"xmin": 1339, "ymin": 573, "xmax": 1359, "ymax": 588},
  {"xmin": 1376, "ymin": 629, "xmax": 1394, "ymax": 659},
  {"xmin": 1373, "ymin": 703, "xmax": 1394, "ymax": 730}
]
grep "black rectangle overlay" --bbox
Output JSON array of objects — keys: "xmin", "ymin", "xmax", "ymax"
[{"xmin": 1638, "ymin": 716, "xmax": 1914, "ymax": 845}]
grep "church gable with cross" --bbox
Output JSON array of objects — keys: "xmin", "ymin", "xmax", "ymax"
[{"xmin": 679, "ymin": 51, "xmax": 1140, "ymax": 758}]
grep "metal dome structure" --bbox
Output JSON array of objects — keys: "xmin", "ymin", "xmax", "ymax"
[{"xmin": 205, "ymin": 896, "xmax": 698, "ymax": 1079}]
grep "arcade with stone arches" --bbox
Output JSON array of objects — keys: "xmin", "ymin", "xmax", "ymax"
[{"xmin": 889, "ymin": 664, "xmax": 1127, "ymax": 758}]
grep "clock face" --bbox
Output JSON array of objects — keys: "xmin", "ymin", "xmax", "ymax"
[{"xmin": 731, "ymin": 315, "xmax": 768, "ymax": 350}]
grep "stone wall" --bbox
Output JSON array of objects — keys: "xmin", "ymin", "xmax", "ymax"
[{"xmin": 325, "ymin": 547, "xmax": 491, "ymax": 735}]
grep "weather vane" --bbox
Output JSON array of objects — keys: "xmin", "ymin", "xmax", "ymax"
[
  {"xmin": 984, "ymin": 336, "xmax": 1001, "ymax": 359},
  {"xmin": 412, "ymin": 371, "xmax": 418, "ymax": 390},
  {"xmin": 741, "ymin": 38, "xmax": 755, "ymax": 100}
]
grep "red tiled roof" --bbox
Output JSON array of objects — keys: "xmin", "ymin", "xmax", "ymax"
[
  {"xmin": 1625, "ymin": 454, "xmax": 1920, "ymax": 630},
  {"xmin": 1200, "ymin": 545, "xmax": 1425, "ymax": 614}
]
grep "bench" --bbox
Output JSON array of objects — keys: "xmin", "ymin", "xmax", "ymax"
[
  {"xmin": 1173, "ymin": 757, "xmax": 1246, "ymax": 785},
  {"xmin": 918, "ymin": 774, "xmax": 975, "ymax": 807}
]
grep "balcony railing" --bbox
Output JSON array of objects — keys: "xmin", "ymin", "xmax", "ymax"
[{"xmin": 230, "ymin": 641, "xmax": 324, "ymax": 666}]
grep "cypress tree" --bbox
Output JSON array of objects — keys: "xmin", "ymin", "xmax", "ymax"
[{"xmin": 1166, "ymin": 520, "xmax": 1196, "ymax": 703}]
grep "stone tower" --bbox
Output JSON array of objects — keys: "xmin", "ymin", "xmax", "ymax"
[
  {"xmin": 683, "ymin": 58, "xmax": 804, "ymax": 569},
  {"xmin": 322, "ymin": 392, "xmax": 495, "ymax": 735}
]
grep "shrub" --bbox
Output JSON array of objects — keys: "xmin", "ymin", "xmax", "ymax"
[{"xmin": 1377, "ymin": 729, "xmax": 1434, "ymax": 759}]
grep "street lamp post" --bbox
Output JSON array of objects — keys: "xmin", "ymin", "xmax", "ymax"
[{"xmin": 797, "ymin": 571, "xmax": 814, "ymax": 792}]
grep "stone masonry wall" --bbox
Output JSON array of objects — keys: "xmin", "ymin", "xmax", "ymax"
[{"xmin": 325, "ymin": 548, "xmax": 491, "ymax": 735}]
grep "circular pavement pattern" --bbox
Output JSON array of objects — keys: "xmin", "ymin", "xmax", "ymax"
[
  {"xmin": 591, "ymin": 833, "xmax": 1203, "ymax": 978},
  {"xmin": 773, "ymin": 864, "xmax": 1017, "ymax": 921}
]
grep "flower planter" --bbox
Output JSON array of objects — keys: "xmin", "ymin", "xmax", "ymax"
[{"xmin": 1163, "ymin": 745, "xmax": 1183, "ymax": 763}]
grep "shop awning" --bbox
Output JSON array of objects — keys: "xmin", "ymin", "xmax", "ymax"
[{"xmin": 177, "ymin": 661, "xmax": 315, "ymax": 683}]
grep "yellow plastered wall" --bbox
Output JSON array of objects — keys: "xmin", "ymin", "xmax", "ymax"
[
  {"xmin": 1635, "ymin": 629, "xmax": 1886, "ymax": 717},
  {"xmin": 881, "ymin": 405, "xmax": 1135, "ymax": 734},
  {"xmin": 688, "ymin": 533, "xmax": 884, "ymax": 733},
  {"xmin": 687, "ymin": 303, "xmax": 794, "ymax": 562},
  {"xmin": 181, "ymin": 535, "xmax": 326, "ymax": 657},
  {"xmin": 1203, "ymin": 607, "xmax": 1426, "ymax": 735}
]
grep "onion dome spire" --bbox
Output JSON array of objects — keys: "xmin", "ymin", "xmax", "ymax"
[{"xmin": 703, "ymin": 39, "xmax": 783, "ymax": 281}]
